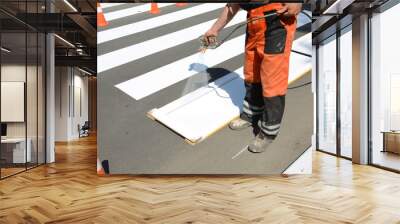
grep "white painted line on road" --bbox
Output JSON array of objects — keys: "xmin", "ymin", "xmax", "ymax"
[
  {"xmin": 98, "ymin": 10, "xmax": 246, "ymax": 73},
  {"xmin": 148, "ymin": 67, "xmax": 244, "ymax": 142},
  {"xmin": 114, "ymin": 35, "xmax": 245, "ymax": 100},
  {"xmin": 98, "ymin": 4, "xmax": 225, "ymax": 44},
  {"xmin": 100, "ymin": 3, "xmax": 126, "ymax": 9},
  {"xmin": 147, "ymin": 36, "xmax": 311, "ymax": 144},
  {"xmin": 104, "ymin": 3, "xmax": 175, "ymax": 22},
  {"xmin": 232, "ymin": 145, "xmax": 249, "ymax": 159}
]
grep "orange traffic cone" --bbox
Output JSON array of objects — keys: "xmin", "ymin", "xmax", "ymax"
[
  {"xmin": 150, "ymin": 3, "xmax": 160, "ymax": 14},
  {"xmin": 176, "ymin": 3, "xmax": 188, "ymax": 7},
  {"xmin": 97, "ymin": 3, "xmax": 108, "ymax": 27},
  {"xmin": 97, "ymin": 158, "xmax": 105, "ymax": 176}
]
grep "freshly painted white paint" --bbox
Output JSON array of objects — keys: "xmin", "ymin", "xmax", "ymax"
[
  {"xmin": 103, "ymin": 3, "xmax": 175, "ymax": 21},
  {"xmin": 115, "ymin": 35, "xmax": 245, "ymax": 100},
  {"xmin": 98, "ymin": 11, "xmax": 246, "ymax": 73},
  {"xmin": 149, "ymin": 67, "xmax": 244, "ymax": 143},
  {"xmin": 115, "ymin": 34, "xmax": 310, "ymax": 101},
  {"xmin": 147, "ymin": 37, "xmax": 311, "ymax": 143},
  {"xmin": 98, "ymin": 4, "xmax": 225, "ymax": 44}
]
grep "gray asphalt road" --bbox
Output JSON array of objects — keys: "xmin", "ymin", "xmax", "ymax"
[{"xmin": 97, "ymin": 3, "xmax": 312, "ymax": 174}]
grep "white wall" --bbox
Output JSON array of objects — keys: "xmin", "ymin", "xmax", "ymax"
[
  {"xmin": 55, "ymin": 66, "xmax": 89, "ymax": 141},
  {"xmin": 1, "ymin": 64, "xmax": 36, "ymax": 138}
]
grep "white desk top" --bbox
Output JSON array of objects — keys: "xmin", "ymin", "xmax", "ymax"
[{"xmin": 1, "ymin": 138, "xmax": 27, "ymax": 143}]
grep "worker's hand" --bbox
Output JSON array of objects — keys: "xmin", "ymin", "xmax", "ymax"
[
  {"xmin": 276, "ymin": 3, "xmax": 302, "ymax": 17},
  {"xmin": 200, "ymin": 29, "xmax": 219, "ymax": 53},
  {"xmin": 203, "ymin": 29, "xmax": 219, "ymax": 47}
]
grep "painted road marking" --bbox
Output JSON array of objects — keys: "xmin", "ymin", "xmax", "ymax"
[
  {"xmin": 98, "ymin": 10, "xmax": 246, "ymax": 73},
  {"xmin": 98, "ymin": 4, "xmax": 225, "ymax": 44},
  {"xmin": 100, "ymin": 3, "xmax": 127, "ymax": 9},
  {"xmin": 232, "ymin": 145, "xmax": 249, "ymax": 159},
  {"xmin": 114, "ymin": 35, "xmax": 245, "ymax": 100},
  {"xmin": 104, "ymin": 3, "xmax": 175, "ymax": 21}
]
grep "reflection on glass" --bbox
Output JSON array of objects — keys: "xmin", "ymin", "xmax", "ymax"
[
  {"xmin": 318, "ymin": 35, "xmax": 337, "ymax": 154},
  {"xmin": 1, "ymin": 31, "xmax": 27, "ymax": 177},
  {"xmin": 340, "ymin": 26, "xmax": 352, "ymax": 158}
]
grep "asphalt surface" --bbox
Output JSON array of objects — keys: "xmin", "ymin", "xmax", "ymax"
[{"xmin": 97, "ymin": 3, "xmax": 313, "ymax": 174}]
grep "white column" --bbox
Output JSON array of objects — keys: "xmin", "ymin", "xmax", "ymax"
[
  {"xmin": 46, "ymin": 33, "xmax": 55, "ymax": 163},
  {"xmin": 352, "ymin": 14, "xmax": 369, "ymax": 164},
  {"xmin": 45, "ymin": 1, "xmax": 55, "ymax": 163}
]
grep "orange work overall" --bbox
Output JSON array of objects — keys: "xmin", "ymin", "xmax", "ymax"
[{"xmin": 239, "ymin": 3, "xmax": 297, "ymax": 137}]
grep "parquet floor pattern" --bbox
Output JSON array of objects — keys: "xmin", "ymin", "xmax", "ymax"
[{"xmin": 1, "ymin": 135, "xmax": 399, "ymax": 224}]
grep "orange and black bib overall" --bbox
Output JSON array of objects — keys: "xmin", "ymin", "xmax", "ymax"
[{"xmin": 239, "ymin": 3, "xmax": 297, "ymax": 138}]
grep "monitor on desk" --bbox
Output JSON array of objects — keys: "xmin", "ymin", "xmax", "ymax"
[{"xmin": 1, "ymin": 123, "xmax": 7, "ymax": 138}]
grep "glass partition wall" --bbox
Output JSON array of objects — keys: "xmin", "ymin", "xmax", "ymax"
[
  {"xmin": 316, "ymin": 25, "xmax": 353, "ymax": 159},
  {"xmin": 317, "ymin": 34, "xmax": 337, "ymax": 155},
  {"xmin": 0, "ymin": 1, "xmax": 46, "ymax": 179}
]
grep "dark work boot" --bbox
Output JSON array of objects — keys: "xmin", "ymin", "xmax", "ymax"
[
  {"xmin": 229, "ymin": 118, "xmax": 252, "ymax": 130},
  {"xmin": 248, "ymin": 131, "xmax": 275, "ymax": 153}
]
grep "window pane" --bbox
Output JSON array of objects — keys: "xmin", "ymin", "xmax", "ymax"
[
  {"xmin": 340, "ymin": 26, "xmax": 352, "ymax": 158},
  {"xmin": 318, "ymin": 35, "xmax": 337, "ymax": 154},
  {"xmin": 371, "ymin": 4, "xmax": 400, "ymax": 171},
  {"xmin": 1, "ymin": 29, "xmax": 27, "ymax": 177}
]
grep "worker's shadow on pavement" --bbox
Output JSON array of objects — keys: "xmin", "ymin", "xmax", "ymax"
[{"xmin": 188, "ymin": 63, "xmax": 261, "ymax": 136}]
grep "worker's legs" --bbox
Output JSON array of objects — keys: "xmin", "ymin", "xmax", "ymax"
[
  {"xmin": 257, "ymin": 14, "xmax": 297, "ymax": 139},
  {"xmin": 245, "ymin": 10, "xmax": 296, "ymax": 152},
  {"xmin": 229, "ymin": 29, "xmax": 264, "ymax": 130},
  {"xmin": 240, "ymin": 40, "xmax": 264, "ymax": 123}
]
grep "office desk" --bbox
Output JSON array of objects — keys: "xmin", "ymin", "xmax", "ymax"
[
  {"xmin": 1, "ymin": 138, "xmax": 31, "ymax": 163},
  {"xmin": 382, "ymin": 131, "xmax": 400, "ymax": 154}
]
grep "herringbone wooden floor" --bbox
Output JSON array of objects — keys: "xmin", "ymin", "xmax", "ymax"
[{"xmin": 0, "ymin": 135, "xmax": 400, "ymax": 224}]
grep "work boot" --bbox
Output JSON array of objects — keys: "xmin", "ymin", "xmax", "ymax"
[
  {"xmin": 248, "ymin": 131, "xmax": 275, "ymax": 153},
  {"xmin": 229, "ymin": 118, "xmax": 252, "ymax": 130}
]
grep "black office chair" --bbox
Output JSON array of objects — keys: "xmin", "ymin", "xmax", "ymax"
[{"xmin": 79, "ymin": 121, "xmax": 90, "ymax": 138}]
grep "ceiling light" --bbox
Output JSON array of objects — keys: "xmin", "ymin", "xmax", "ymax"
[
  {"xmin": 1, "ymin": 47, "xmax": 11, "ymax": 53},
  {"xmin": 63, "ymin": 0, "xmax": 78, "ymax": 12},
  {"xmin": 54, "ymin": 34, "xmax": 75, "ymax": 48}
]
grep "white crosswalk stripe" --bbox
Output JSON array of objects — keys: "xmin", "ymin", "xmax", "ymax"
[
  {"xmin": 98, "ymin": 4, "xmax": 225, "ymax": 44},
  {"xmin": 98, "ymin": 3, "xmax": 312, "ymax": 103},
  {"xmin": 103, "ymin": 3, "xmax": 175, "ymax": 21},
  {"xmin": 100, "ymin": 3, "xmax": 126, "ymax": 9},
  {"xmin": 98, "ymin": 10, "xmax": 247, "ymax": 73},
  {"xmin": 115, "ymin": 35, "xmax": 245, "ymax": 100}
]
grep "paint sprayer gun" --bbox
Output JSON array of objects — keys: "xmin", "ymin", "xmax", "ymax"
[{"xmin": 199, "ymin": 35, "xmax": 219, "ymax": 52}]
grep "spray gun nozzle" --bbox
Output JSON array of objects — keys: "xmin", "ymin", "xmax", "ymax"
[{"xmin": 199, "ymin": 35, "xmax": 219, "ymax": 51}]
